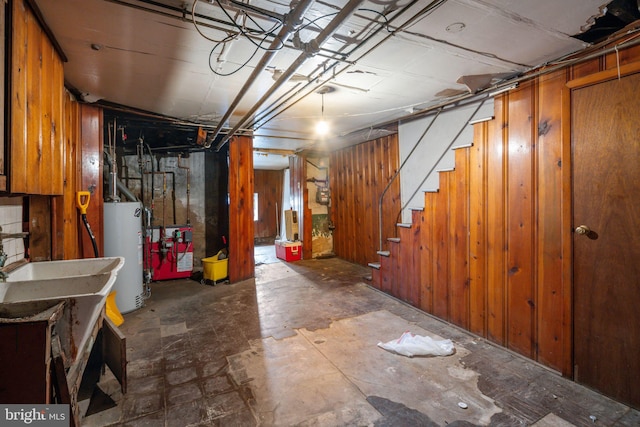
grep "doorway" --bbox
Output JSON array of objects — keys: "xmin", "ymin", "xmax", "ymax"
[{"xmin": 571, "ymin": 70, "xmax": 640, "ymax": 409}]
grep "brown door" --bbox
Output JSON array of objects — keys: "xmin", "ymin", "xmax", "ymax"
[{"xmin": 572, "ymin": 71, "xmax": 640, "ymax": 409}]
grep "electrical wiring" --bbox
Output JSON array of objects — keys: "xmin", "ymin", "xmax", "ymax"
[
  {"xmin": 208, "ymin": 32, "xmax": 265, "ymax": 76},
  {"xmin": 192, "ymin": 0, "xmax": 240, "ymax": 43},
  {"xmin": 192, "ymin": 0, "xmax": 284, "ymax": 49},
  {"xmin": 196, "ymin": 0, "xmax": 395, "ymax": 78},
  {"xmin": 213, "ymin": 0, "xmax": 286, "ymax": 51}
]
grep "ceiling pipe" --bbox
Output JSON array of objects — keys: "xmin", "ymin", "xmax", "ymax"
[
  {"xmin": 213, "ymin": 0, "xmax": 368, "ymax": 151},
  {"xmin": 248, "ymin": 0, "xmax": 446, "ymax": 131},
  {"xmin": 203, "ymin": 0, "xmax": 317, "ymax": 148}
]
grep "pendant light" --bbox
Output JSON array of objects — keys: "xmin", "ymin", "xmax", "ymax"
[{"xmin": 315, "ymin": 86, "xmax": 334, "ymax": 136}]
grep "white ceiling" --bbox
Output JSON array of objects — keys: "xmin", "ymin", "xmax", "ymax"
[{"xmin": 34, "ymin": 0, "xmax": 612, "ymax": 168}]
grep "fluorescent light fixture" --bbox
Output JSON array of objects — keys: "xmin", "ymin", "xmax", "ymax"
[{"xmin": 488, "ymin": 83, "xmax": 518, "ymax": 97}]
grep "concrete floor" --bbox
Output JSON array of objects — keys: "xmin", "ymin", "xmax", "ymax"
[{"xmin": 82, "ymin": 253, "xmax": 640, "ymax": 426}]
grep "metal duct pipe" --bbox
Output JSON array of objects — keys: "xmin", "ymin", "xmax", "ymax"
[
  {"xmin": 177, "ymin": 154, "xmax": 191, "ymax": 226},
  {"xmin": 104, "ymin": 151, "xmax": 140, "ymax": 202},
  {"xmin": 204, "ymin": 0, "xmax": 317, "ymax": 148},
  {"xmin": 214, "ymin": 0, "xmax": 368, "ymax": 150}
]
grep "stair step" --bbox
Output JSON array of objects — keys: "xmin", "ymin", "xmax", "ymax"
[
  {"xmin": 377, "ymin": 250, "xmax": 390, "ymax": 257},
  {"xmin": 423, "ymin": 188, "xmax": 439, "ymax": 193},
  {"xmin": 396, "ymin": 223, "xmax": 412, "ymax": 228},
  {"xmin": 436, "ymin": 167, "xmax": 455, "ymax": 173},
  {"xmin": 452, "ymin": 142, "xmax": 473, "ymax": 150},
  {"xmin": 387, "ymin": 237, "xmax": 401, "ymax": 243},
  {"xmin": 409, "ymin": 207, "xmax": 424, "ymax": 211},
  {"xmin": 368, "ymin": 262, "xmax": 381, "ymax": 270},
  {"xmin": 469, "ymin": 116, "xmax": 494, "ymax": 125}
]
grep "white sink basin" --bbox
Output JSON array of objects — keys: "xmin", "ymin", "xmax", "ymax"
[{"xmin": 0, "ymin": 257, "xmax": 125, "ymax": 361}]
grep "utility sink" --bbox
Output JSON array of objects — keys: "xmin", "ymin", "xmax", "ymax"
[{"xmin": 0, "ymin": 257, "xmax": 125, "ymax": 361}]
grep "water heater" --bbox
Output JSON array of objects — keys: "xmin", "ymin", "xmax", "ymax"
[
  {"xmin": 285, "ymin": 209, "xmax": 299, "ymax": 241},
  {"xmin": 104, "ymin": 202, "xmax": 144, "ymax": 313}
]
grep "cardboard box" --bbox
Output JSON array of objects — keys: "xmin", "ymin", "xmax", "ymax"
[{"xmin": 275, "ymin": 240, "xmax": 302, "ymax": 261}]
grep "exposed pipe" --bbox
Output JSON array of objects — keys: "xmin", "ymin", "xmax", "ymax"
[
  {"xmin": 204, "ymin": 0, "xmax": 317, "ymax": 147},
  {"xmin": 103, "ymin": 150, "xmax": 139, "ymax": 202},
  {"xmin": 248, "ymin": 0, "xmax": 444, "ymax": 131},
  {"xmin": 177, "ymin": 154, "xmax": 191, "ymax": 226},
  {"xmin": 214, "ymin": 0, "xmax": 367, "ymax": 150}
]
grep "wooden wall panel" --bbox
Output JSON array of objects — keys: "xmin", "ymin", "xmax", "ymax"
[
  {"xmin": 505, "ymin": 81, "xmax": 536, "ymax": 358},
  {"xmin": 449, "ymin": 149, "xmax": 469, "ymax": 329},
  {"xmin": 228, "ymin": 136, "xmax": 254, "ymax": 282},
  {"xmin": 79, "ymin": 105, "xmax": 104, "ymax": 258},
  {"xmin": 289, "ymin": 155, "xmax": 311, "ymax": 259},
  {"xmin": 396, "ymin": 227, "xmax": 410, "ymax": 302},
  {"xmin": 432, "ymin": 173, "xmax": 449, "ymax": 320},
  {"xmin": 28, "ymin": 196, "xmax": 51, "ymax": 261},
  {"xmin": 26, "ymin": 16, "xmax": 43, "ymax": 193},
  {"xmin": 52, "ymin": 93, "xmax": 81, "ymax": 260},
  {"xmin": 389, "ymin": 239, "xmax": 401, "ymax": 298},
  {"xmin": 486, "ymin": 97, "xmax": 507, "ymax": 345},
  {"xmin": 420, "ymin": 194, "xmax": 436, "ymax": 314},
  {"xmin": 469, "ymin": 124, "xmax": 487, "ymax": 336},
  {"xmin": 254, "ymin": 169, "xmax": 283, "ymax": 241},
  {"xmin": 10, "ymin": 0, "xmax": 64, "ymax": 195},
  {"xmin": 329, "ymin": 134, "xmax": 400, "ymax": 266},
  {"xmin": 355, "ymin": 36, "xmax": 640, "ymax": 376},
  {"xmin": 409, "ymin": 210, "xmax": 422, "ymax": 307},
  {"xmin": 10, "ymin": 0, "xmax": 28, "ymax": 191},
  {"xmin": 535, "ymin": 69, "xmax": 566, "ymax": 371}
]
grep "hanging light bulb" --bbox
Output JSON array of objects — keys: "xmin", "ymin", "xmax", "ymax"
[
  {"xmin": 316, "ymin": 90, "xmax": 329, "ymax": 136},
  {"xmin": 316, "ymin": 120, "xmax": 329, "ymax": 135}
]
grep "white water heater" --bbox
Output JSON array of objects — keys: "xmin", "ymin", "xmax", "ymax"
[
  {"xmin": 104, "ymin": 202, "xmax": 144, "ymax": 313},
  {"xmin": 285, "ymin": 209, "xmax": 299, "ymax": 241}
]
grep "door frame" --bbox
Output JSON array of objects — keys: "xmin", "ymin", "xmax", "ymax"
[{"xmin": 561, "ymin": 60, "xmax": 640, "ymax": 378}]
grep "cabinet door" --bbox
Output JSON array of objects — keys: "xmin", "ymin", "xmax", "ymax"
[{"xmin": 9, "ymin": 0, "xmax": 64, "ymax": 195}]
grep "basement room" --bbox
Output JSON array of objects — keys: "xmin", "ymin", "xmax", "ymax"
[{"xmin": 1, "ymin": 0, "xmax": 639, "ymax": 425}]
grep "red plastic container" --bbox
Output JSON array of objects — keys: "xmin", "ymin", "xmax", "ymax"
[{"xmin": 275, "ymin": 240, "xmax": 302, "ymax": 261}]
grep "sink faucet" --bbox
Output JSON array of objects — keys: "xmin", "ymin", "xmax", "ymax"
[{"xmin": 0, "ymin": 226, "xmax": 30, "ymax": 282}]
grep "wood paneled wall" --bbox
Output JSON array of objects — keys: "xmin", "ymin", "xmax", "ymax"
[
  {"xmin": 228, "ymin": 136, "xmax": 255, "ymax": 282},
  {"xmin": 329, "ymin": 135, "xmax": 400, "ymax": 266},
  {"xmin": 9, "ymin": 0, "xmax": 64, "ymax": 195},
  {"xmin": 52, "ymin": 92, "xmax": 81, "ymax": 260},
  {"xmin": 78, "ymin": 105, "xmax": 104, "ymax": 258},
  {"xmin": 289, "ymin": 155, "xmax": 312, "ymax": 259},
  {"xmin": 372, "ymin": 44, "xmax": 640, "ymax": 375},
  {"xmin": 254, "ymin": 169, "xmax": 283, "ymax": 241}
]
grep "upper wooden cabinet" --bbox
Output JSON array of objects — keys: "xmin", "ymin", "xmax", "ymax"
[{"xmin": 7, "ymin": 0, "xmax": 64, "ymax": 195}]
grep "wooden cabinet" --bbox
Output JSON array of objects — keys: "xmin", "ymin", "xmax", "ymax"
[
  {"xmin": 0, "ymin": 302, "xmax": 64, "ymax": 404},
  {"xmin": 7, "ymin": 0, "xmax": 65, "ymax": 195},
  {"xmin": 0, "ymin": 301, "xmax": 127, "ymax": 426}
]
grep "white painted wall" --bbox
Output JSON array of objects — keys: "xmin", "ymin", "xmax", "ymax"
[{"xmin": 398, "ymin": 99, "xmax": 494, "ymax": 223}]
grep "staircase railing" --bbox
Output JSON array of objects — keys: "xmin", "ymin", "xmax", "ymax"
[
  {"xmin": 378, "ymin": 96, "xmax": 488, "ymax": 252},
  {"xmin": 378, "ymin": 108, "xmax": 443, "ymax": 252}
]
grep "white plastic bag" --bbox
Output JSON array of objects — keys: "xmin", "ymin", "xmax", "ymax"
[{"xmin": 377, "ymin": 331, "xmax": 455, "ymax": 357}]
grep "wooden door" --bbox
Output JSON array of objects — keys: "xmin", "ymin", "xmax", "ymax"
[{"xmin": 572, "ymin": 71, "xmax": 640, "ymax": 409}]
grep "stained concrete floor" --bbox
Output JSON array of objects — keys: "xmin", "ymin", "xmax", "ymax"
[{"xmin": 82, "ymin": 253, "xmax": 640, "ymax": 426}]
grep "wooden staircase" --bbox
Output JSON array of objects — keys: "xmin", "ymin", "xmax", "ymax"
[{"xmin": 369, "ymin": 145, "xmax": 474, "ymax": 329}]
